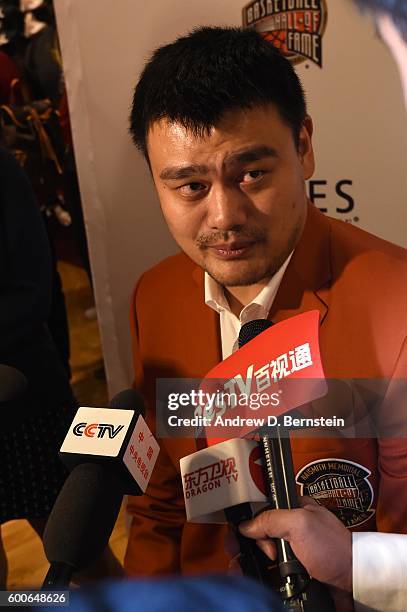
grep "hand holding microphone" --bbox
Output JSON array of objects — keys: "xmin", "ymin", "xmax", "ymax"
[
  {"xmin": 239, "ymin": 496, "xmax": 352, "ymax": 593},
  {"xmin": 236, "ymin": 319, "xmax": 335, "ymax": 610}
]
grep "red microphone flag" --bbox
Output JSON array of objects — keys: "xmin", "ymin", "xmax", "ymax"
[{"xmin": 197, "ymin": 310, "xmax": 327, "ymax": 441}]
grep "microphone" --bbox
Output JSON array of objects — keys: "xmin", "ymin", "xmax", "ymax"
[
  {"xmin": 180, "ymin": 438, "xmax": 268, "ymax": 523},
  {"xmin": 237, "ymin": 319, "xmax": 334, "ymax": 611},
  {"xmin": 238, "ymin": 319, "xmax": 271, "ymax": 345},
  {"xmin": 42, "ymin": 462, "xmax": 123, "ymax": 587},
  {"xmin": 59, "ymin": 388, "xmax": 159, "ymax": 495},
  {"xmin": 180, "ymin": 437, "xmax": 273, "ymax": 584},
  {"xmin": 183, "ymin": 314, "xmax": 335, "ymax": 606},
  {"xmin": 180, "ymin": 311, "xmax": 327, "ymax": 591},
  {"xmin": 0, "ymin": 364, "xmax": 27, "ymax": 402},
  {"xmin": 42, "ymin": 389, "xmax": 159, "ymax": 587}
]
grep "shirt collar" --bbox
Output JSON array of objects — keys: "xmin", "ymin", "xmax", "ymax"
[{"xmin": 204, "ymin": 252, "xmax": 293, "ymax": 323}]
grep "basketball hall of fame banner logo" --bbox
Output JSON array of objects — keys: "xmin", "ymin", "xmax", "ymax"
[{"xmin": 242, "ymin": 0, "xmax": 328, "ymax": 68}]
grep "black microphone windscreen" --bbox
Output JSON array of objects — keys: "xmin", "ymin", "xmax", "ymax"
[
  {"xmin": 238, "ymin": 319, "xmax": 273, "ymax": 349},
  {"xmin": 0, "ymin": 364, "xmax": 27, "ymax": 402},
  {"xmin": 43, "ymin": 463, "xmax": 123, "ymax": 571},
  {"xmin": 108, "ymin": 388, "xmax": 145, "ymax": 416}
]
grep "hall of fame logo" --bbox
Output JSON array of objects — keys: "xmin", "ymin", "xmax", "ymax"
[
  {"xmin": 242, "ymin": 0, "xmax": 328, "ymax": 68},
  {"xmin": 296, "ymin": 458, "xmax": 375, "ymax": 528}
]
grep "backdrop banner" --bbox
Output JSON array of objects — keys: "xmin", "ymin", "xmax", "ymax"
[{"xmin": 54, "ymin": 0, "xmax": 407, "ymax": 395}]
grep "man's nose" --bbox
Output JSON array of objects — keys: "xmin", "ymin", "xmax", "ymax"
[{"xmin": 205, "ymin": 185, "xmax": 248, "ymax": 231}]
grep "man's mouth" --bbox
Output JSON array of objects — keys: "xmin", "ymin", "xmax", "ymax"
[{"xmin": 207, "ymin": 242, "xmax": 256, "ymax": 259}]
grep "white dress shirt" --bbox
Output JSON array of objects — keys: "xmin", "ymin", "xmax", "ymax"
[
  {"xmin": 204, "ymin": 253, "xmax": 293, "ymax": 358},
  {"xmin": 353, "ymin": 532, "xmax": 407, "ymax": 611}
]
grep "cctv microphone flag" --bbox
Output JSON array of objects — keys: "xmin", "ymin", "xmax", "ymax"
[
  {"xmin": 199, "ymin": 310, "xmax": 327, "ymax": 440},
  {"xmin": 60, "ymin": 396, "xmax": 159, "ymax": 495},
  {"xmin": 180, "ymin": 438, "xmax": 268, "ymax": 523},
  {"xmin": 43, "ymin": 390, "xmax": 160, "ymax": 588}
]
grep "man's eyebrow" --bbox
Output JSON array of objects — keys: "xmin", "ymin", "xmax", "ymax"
[
  {"xmin": 159, "ymin": 164, "xmax": 210, "ymax": 180},
  {"xmin": 158, "ymin": 146, "xmax": 277, "ymax": 180},
  {"xmin": 225, "ymin": 145, "xmax": 278, "ymax": 166}
]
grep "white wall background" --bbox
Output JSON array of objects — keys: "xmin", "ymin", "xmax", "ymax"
[{"xmin": 54, "ymin": 0, "xmax": 407, "ymax": 396}]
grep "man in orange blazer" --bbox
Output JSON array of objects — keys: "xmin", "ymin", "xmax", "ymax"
[{"xmin": 124, "ymin": 27, "xmax": 407, "ymax": 577}]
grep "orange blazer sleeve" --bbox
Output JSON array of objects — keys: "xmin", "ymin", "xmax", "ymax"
[
  {"xmin": 125, "ymin": 279, "xmax": 187, "ymax": 575},
  {"xmin": 125, "ymin": 439, "xmax": 187, "ymax": 575}
]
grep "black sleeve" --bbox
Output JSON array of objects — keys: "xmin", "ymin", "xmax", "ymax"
[{"xmin": 0, "ymin": 148, "xmax": 53, "ymax": 353}]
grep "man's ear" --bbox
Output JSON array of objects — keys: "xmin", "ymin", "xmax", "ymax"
[{"xmin": 298, "ymin": 115, "xmax": 315, "ymax": 180}]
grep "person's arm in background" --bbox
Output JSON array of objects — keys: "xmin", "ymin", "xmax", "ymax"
[
  {"xmin": 353, "ymin": 532, "xmax": 407, "ymax": 611},
  {"xmin": 239, "ymin": 498, "xmax": 407, "ymax": 612},
  {"xmin": 0, "ymin": 148, "xmax": 52, "ymax": 352}
]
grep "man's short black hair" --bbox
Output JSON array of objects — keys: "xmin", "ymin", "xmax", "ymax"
[{"xmin": 129, "ymin": 26, "xmax": 307, "ymax": 159}]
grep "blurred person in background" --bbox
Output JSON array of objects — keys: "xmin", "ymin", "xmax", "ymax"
[
  {"xmin": 0, "ymin": 0, "xmax": 72, "ymax": 375},
  {"xmin": 18, "ymin": 0, "xmax": 96, "ymax": 313},
  {"xmin": 1, "ymin": 0, "xmax": 97, "ymax": 372},
  {"xmin": 0, "ymin": 147, "xmax": 121, "ymax": 587},
  {"xmin": 0, "ymin": 146, "xmax": 76, "ymax": 587},
  {"xmin": 41, "ymin": 575, "xmax": 284, "ymax": 612}
]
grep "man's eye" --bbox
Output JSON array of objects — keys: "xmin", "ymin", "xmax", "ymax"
[
  {"xmin": 178, "ymin": 182, "xmax": 206, "ymax": 195},
  {"xmin": 240, "ymin": 170, "xmax": 264, "ymax": 183}
]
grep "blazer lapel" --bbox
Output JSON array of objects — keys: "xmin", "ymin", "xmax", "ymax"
[{"xmin": 269, "ymin": 203, "xmax": 331, "ymax": 326}]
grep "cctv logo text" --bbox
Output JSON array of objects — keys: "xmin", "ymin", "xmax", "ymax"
[{"xmin": 73, "ymin": 423, "xmax": 125, "ymax": 439}]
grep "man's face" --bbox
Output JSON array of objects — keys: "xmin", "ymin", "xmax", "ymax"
[{"xmin": 147, "ymin": 105, "xmax": 315, "ymax": 288}]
